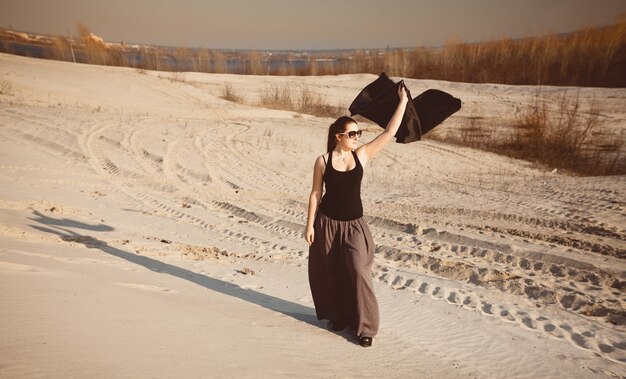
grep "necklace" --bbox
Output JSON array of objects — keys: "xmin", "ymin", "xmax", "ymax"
[{"xmin": 335, "ymin": 150, "xmax": 350, "ymax": 163}]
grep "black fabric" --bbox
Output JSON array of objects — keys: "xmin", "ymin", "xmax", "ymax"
[
  {"xmin": 319, "ymin": 151, "xmax": 364, "ymax": 221},
  {"xmin": 349, "ymin": 72, "xmax": 462, "ymax": 143}
]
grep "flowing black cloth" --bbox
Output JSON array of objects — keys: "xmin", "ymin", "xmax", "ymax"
[{"xmin": 349, "ymin": 72, "xmax": 462, "ymax": 143}]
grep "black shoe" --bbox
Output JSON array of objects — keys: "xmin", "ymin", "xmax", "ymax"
[
  {"xmin": 328, "ymin": 321, "xmax": 346, "ymax": 332},
  {"xmin": 359, "ymin": 337, "xmax": 373, "ymax": 347}
]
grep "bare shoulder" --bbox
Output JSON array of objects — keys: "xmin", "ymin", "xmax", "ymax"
[
  {"xmin": 316, "ymin": 153, "xmax": 329, "ymax": 165},
  {"xmin": 314, "ymin": 153, "xmax": 328, "ymax": 172}
]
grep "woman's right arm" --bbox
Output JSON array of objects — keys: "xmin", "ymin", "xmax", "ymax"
[
  {"xmin": 304, "ymin": 155, "xmax": 325, "ymax": 246},
  {"xmin": 357, "ymin": 85, "xmax": 408, "ymax": 164}
]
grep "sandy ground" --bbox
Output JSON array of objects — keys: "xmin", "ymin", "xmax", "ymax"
[{"xmin": 0, "ymin": 52, "xmax": 625, "ymax": 378}]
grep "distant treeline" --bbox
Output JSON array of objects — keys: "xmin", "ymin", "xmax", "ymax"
[{"xmin": 1, "ymin": 21, "xmax": 625, "ymax": 87}]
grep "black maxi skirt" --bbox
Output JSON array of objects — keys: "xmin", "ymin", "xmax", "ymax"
[{"xmin": 308, "ymin": 211, "xmax": 379, "ymax": 338}]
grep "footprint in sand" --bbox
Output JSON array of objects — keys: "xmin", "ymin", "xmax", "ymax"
[
  {"xmin": 481, "ymin": 301, "xmax": 493, "ymax": 315},
  {"xmin": 521, "ymin": 316, "xmax": 536, "ymax": 329},
  {"xmin": 446, "ymin": 291, "xmax": 458, "ymax": 304},
  {"xmin": 112, "ymin": 282, "xmax": 177, "ymax": 293},
  {"xmin": 543, "ymin": 323, "xmax": 556, "ymax": 332},
  {"xmin": 570, "ymin": 333, "xmax": 589, "ymax": 349},
  {"xmin": 598, "ymin": 344, "xmax": 615, "ymax": 354},
  {"xmin": 462, "ymin": 296, "xmax": 477, "ymax": 308},
  {"xmin": 418, "ymin": 282, "xmax": 429, "ymax": 294},
  {"xmin": 498, "ymin": 309, "xmax": 516, "ymax": 322},
  {"xmin": 431, "ymin": 286, "xmax": 443, "ymax": 298}
]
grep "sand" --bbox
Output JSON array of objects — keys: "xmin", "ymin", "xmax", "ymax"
[{"xmin": 0, "ymin": 52, "xmax": 624, "ymax": 378}]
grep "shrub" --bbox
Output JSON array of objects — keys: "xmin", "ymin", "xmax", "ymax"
[
  {"xmin": 505, "ymin": 91, "xmax": 624, "ymax": 175},
  {"xmin": 259, "ymin": 84, "xmax": 343, "ymax": 119},
  {"xmin": 0, "ymin": 80, "xmax": 13, "ymax": 95},
  {"xmin": 260, "ymin": 84, "xmax": 293, "ymax": 109},
  {"xmin": 221, "ymin": 83, "xmax": 243, "ymax": 102},
  {"xmin": 429, "ymin": 90, "xmax": 625, "ymax": 176}
]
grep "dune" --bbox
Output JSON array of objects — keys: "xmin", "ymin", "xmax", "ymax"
[{"xmin": 0, "ymin": 52, "xmax": 624, "ymax": 378}]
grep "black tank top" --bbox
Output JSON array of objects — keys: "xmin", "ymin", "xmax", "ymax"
[{"xmin": 319, "ymin": 150, "xmax": 364, "ymax": 221}]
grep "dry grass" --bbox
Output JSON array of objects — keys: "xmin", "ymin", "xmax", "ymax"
[
  {"xmin": 211, "ymin": 51, "xmax": 228, "ymax": 74},
  {"xmin": 76, "ymin": 23, "xmax": 127, "ymax": 67},
  {"xmin": 0, "ymin": 80, "xmax": 13, "ymax": 95},
  {"xmin": 11, "ymin": 18, "xmax": 624, "ymax": 87},
  {"xmin": 169, "ymin": 72, "xmax": 188, "ymax": 83},
  {"xmin": 246, "ymin": 50, "xmax": 266, "ymax": 75},
  {"xmin": 333, "ymin": 19, "xmax": 626, "ymax": 87},
  {"xmin": 220, "ymin": 82, "xmax": 342, "ymax": 119},
  {"xmin": 507, "ymin": 92, "xmax": 623, "ymax": 175},
  {"xmin": 138, "ymin": 47, "xmax": 162, "ymax": 71},
  {"xmin": 260, "ymin": 85, "xmax": 294, "ymax": 109},
  {"xmin": 221, "ymin": 83, "xmax": 243, "ymax": 102},
  {"xmin": 430, "ymin": 90, "xmax": 624, "ymax": 176},
  {"xmin": 259, "ymin": 84, "xmax": 344, "ymax": 118},
  {"xmin": 174, "ymin": 47, "xmax": 194, "ymax": 71},
  {"xmin": 49, "ymin": 36, "xmax": 73, "ymax": 62},
  {"xmin": 265, "ymin": 18, "xmax": 624, "ymax": 87}
]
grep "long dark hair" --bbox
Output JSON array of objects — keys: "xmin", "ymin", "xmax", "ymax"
[{"xmin": 327, "ymin": 116, "xmax": 357, "ymax": 153}]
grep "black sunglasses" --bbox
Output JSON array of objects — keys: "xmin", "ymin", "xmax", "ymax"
[{"xmin": 337, "ymin": 130, "xmax": 362, "ymax": 139}]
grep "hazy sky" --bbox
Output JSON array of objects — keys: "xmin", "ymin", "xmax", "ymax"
[{"xmin": 1, "ymin": 0, "xmax": 625, "ymax": 50}]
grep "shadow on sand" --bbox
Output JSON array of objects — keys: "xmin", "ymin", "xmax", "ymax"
[{"xmin": 27, "ymin": 211, "xmax": 358, "ymax": 343}]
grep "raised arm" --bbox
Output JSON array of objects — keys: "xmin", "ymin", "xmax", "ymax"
[
  {"xmin": 304, "ymin": 155, "xmax": 325, "ymax": 246},
  {"xmin": 357, "ymin": 84, "xmax": 409, "ymax": 163}
]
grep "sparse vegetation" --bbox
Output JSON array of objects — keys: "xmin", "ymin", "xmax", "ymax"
[
  {"xmin": 430, "ymin": 90, "xmax": 624, "ymax": 176},
  {"xmin": 49, "ymin": 36, "xmax": 73, "ymax": 62},
  {"xmin": 76, "ymin": 23, "xmax": 127, "ymax": 67},
  {"xmin": 298, "ymin": 87, "xmax": 345, "ymax": 118},
  {"xmin": 259, "ymin": 85, "xmax": 293, "ymax": 109},
  {"xmin": 337, "ymin": 19, "xmax": 626, "ymax": 87},
  {"xmin": 211, "ymin": 50, "xmax": 228, "ymax": 74},
  {"xmin": 221, "ymin": 83, "xmax": 243, "ymax": 102},
  {"xmin": 169, "ymin": 72, "xmax": 188, "ymax": 83},
  {"xmin": 0, "ymin": 80, "xmax": 13, "ymax": 95},
  {"xmin": 221, "ymin": 82, "xmax": 342, "ymax": 119},
  {"xmin": 245, "ymin": 50, "xmax": 266, "ymax": 75},
  {"xmin": 259, "ymin": 85, "xmax": 344, "ymax": 118},
  {"xmin": 2, "ymin": 19, "xmax": 624, "ymax": 87}
]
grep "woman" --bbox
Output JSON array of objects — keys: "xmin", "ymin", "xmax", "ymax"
[{"xmin": 305, "ymin": 84, "xmax": 409, "ymax": 347}]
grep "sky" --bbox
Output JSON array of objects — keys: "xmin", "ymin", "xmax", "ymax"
[{"xmin": 1, "ymin": 0, "xmax": 626, "ymax": 50}]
